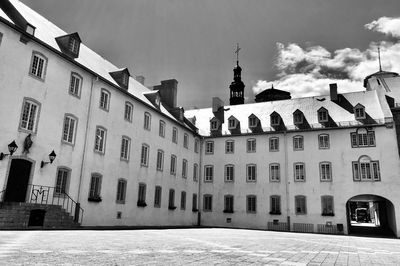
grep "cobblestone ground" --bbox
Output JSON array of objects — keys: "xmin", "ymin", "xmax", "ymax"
[{"xmin": 0, "ymin": 229, "xmax": 399, "ymax": 265}]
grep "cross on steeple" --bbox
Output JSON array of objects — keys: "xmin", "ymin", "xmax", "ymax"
[
  {"xmin": 235, "ymin": 43, "xmax": 241, "ymax": 64},
  {"xmin": 378, "ymin": 46, "xmax": 382, "ymax": 72}
]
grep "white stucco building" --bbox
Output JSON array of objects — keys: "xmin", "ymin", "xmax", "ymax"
[{"xmin": 1, "ymin": 0, "xmax": 400, "ymax": 237}]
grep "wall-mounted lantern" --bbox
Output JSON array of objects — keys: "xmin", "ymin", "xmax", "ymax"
[
  {"xmin": 0, "ymin": 140, "xmax": 18, "ymax": 160},
  {"xmin": 40, "ymin": 150, "xmax": 56, "ymax": 168}
]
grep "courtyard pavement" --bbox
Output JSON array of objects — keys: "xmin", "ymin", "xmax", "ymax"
[{"xmin": 0, "ymin": 228, "xmax": 399, "ymax": 265}]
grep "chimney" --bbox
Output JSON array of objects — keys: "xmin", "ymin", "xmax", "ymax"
[
  {"xmin": 212, "ymin": 97, "xmax": 225, "ymax": 123},
  {"xmin": 153, "ymin": 79, "xmax": 178, "ymax": 110},
  {"xmin": 135, "ymin": 75, "xmax": 145, "ymax": 85},
  {"xmin": 330, "ymin": 83, "xmax": 338, "ymax": 101}
]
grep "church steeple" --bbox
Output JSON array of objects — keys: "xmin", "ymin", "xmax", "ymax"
[{"xmin": 229, "ymin": 43, "xmax": 245, "ymax": 105}]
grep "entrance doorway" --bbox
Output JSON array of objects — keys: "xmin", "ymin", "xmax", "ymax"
[
  {"xmin": 4, "ymin": 159, "xmax": 32, "ymax": 202},
  {"xmin": 346, "ymin": 195, "xmax": 396, "ymax": 236}
]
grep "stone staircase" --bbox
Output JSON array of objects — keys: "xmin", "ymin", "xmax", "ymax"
[{"xmin": 0, "ymin": 202, "xmax": 81, "ymax": 229}]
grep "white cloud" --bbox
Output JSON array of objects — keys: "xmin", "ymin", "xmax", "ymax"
[
  {"xmin": 365, "ymin": 17, "xmax": 400, "ymax": 38},
  {"xmin": 252, "ymin": 17, "xmax": 400, "ymax": 98}
]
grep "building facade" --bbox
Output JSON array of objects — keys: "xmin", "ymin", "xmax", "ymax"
[{"xmin": 1, "ymin": 0, "xmax": 400, "ymax": 237}]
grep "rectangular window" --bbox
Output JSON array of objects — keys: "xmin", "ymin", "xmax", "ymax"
[
  {"xmin": 294, "ymin": 163, "xmax": 305, "ymax": 181},
  {"xmin": 156, "ymin": 150, "xmax": 164, "ymax": 171},
  {"xmin": 99, "ymin": 89, "xmax": 110, "ymax": 111},
  {"xmin": 318, "ymin": 134, "xmax": 329, "ymax": 149},
  {"xmin": 183, "ymin": 133, "xmax": 189, "ymax": 148},
  {"xmin": 182, "ymin": 159, "xmax": 188, "ymax": 178},
  {"xmin": 269, "ymin": 137, "xmax": 279, "ymax": 151},
  {"xmin": 321, "ymin": 196, "xmax": 334, "ymax": 216},
  {"xmin": 225, "ymin": 165, "xmax": 234, "ymax": 182},
  {"xmin": 168, "ymin": 189, "xmax": 175, "ymax": 208},
  {"xmin": 351, "ymin": 130, "xmax": 375, "ymax": 147},
  {"xmin": 30, "ymin": 52, "xmax": 47, "ymax": 79},
  {"xmin": 89, "ymin": 174, "xmax": 102, "ymax": 199},
  {"xmin": 295, "ymin": 196, "xmax": 306, "ymax": 214},
  {"xmin": 192, "ymin": 194, "xmax": 198, "ymax": 211},
  {"xmin": 172, "ymin": 127, "xmax": 178, "ymax": 143},
  {"xmin": 144, "ymin": 112, "xmax": 151, "ymax": 130},
  {"xmin": 20, "ymin": 99, "xmax": 39, "ymax": 132},
  {"xmin": 270, "ymin": 195, "xmax": 281, "ymax": 214},
  {"xmin": 353, "ymin": 160, "xmax": 380, "ymax": 181},
  {"xmin": 225, "ymin": 140, "xmax": 234, "ymax": 154},
  {"xmin": 193, "ymin": 163, "xmax": 198, "ymax": 181},
  {"xmin": 203, "ymin": 195, "xmax": 212, "ymax": 211},
  {"xmin": 269, "ymin": 164, "xmax": 280, "ymax": 182},
  {"xmin": 294, "ymin": 112, "xmax": 303, "ymax": 124},
  {"xmin": 69, "ymin": 73, "xmax": 81, "ymax": 97},
  {"xmin": 170, "ymin": 155, "xmax": 177, "ymax": 175},
  {"xmin": 247, "ymin": 195, "xmax": 257, "ymax": 213},
  {"xmin": 68, "ymin": 37, "xmax": 79, "ymax": 54},
  {"xmin": 249, "ymin": 116, "xmax": 258, "ymax": 127},
  {"xmin": 55, "ymin": 168, "xmax": 69, "ymax": 194},
  {"xmin": 318, "ymin": 110, "xmax": 328, "ymax": 122},
  {"xmin": 247, "ymin": 164, "xmax": 257, "ymax": 182},
  {"xmin": 140, "ymin": 144, "xmax": 149, "ymax": 167},
  {"xmin": 271, "ymin": 115, "xmax": 280, "ymax": 126},
  {"xmin": 224, "ymin": 195, "xmax": 234, "ymax": 213},
  {"xmin": 62, "ymin": 115, "xmax": 77, "ymax": 144},
  {"xmin": 94, "ymin": 127, "xmax": 106, "ymax": 153},
  {"xmin": 205, "ymin": 141, "xmax": 214, "ymax": 154},
  {"xmin": 159, "ymin": 120, "xmax": 165, "ymax": 137},
  {"xmin": 228, "ymin": 119, "xmax": 236, "ymax": 129},
  {"xmin": 120, "ymin": 137, "xmax": 130, "ymax": 161},
  {"xmin": 293, "ymin": 136, "xmax": 304, "ymax": 150},
  {"xmin": 194, "ymin": 139, "xmax": 199, "ymax": 153},
  {"xmin": 320, "ymin": 162, "xmax": 332, "ymax": 181},
  {"xmin": 180, "ymin": 191, "xmax": 186, "ymax": 210},
  {"xmin": 124, "ymin": 102, "xmax": 133, "ymax": 122},
  {"xmin": 138, "ymin": 183, "xmax": 146, "ymax": 203},
  {"xmin": 116, "ymin": 179, "xmax": 127, "ymax": 204},
  {"xmin": 204, "ymin": 165, "xmax": 214, "ymax": 182},
  {"xmin": 154, "ymin": 186, "xmax": 162, "ymax": 208},
  {"xmin": 247, "ymin": 139, "xmax": 256, "ymax": 153},
  {"xmin": 210, "ymin": 120, "xmax": 218, "ymax": 130}
]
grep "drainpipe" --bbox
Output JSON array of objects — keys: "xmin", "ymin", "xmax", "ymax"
[
  {"xmin": 197, "ymin": 138, "xmax": 203, "ymax": 226},
  {"xmin": 76, "ymin": 76, "xmax": 96, "ymax": 207},
  {"xmin": 284, "ymin": 131, "xmax": 290, "ymax": 231}
]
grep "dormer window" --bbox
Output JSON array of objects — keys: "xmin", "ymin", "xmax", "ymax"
[
  {"xmin": 227, "ymin": 116, "xmax": 238, "ymax": 130},
  {"xmin": 270, "ymin": 112, "xmax": 281, "ymax": 126},
  {"xmin": 293, "ymin": 110, "xmax": 304, "ymax": 125},
  {"xmin": 354, "ymin": 104, "xmax": 366, "ymax": 120},
  {"xmin": 55, "ymin": 32, "xmax": 81, "ymax": 58},
  {"xmin": 210, "ymin": 119, "xmax": 218, "ymax": 130},
  {"xmin": 318, "ymin": 107, "xmax": 328, "ymax": 123},
  {"xmin": 68, "ymin": 37, "xmax": 79, "ymax": 54},
  {"xmin": 26, "ymin": 23, "xmax": 35, "ymax": 35},
  {"xmin": 248, "ymin": 115, "xmax": 258, "ymax": 128},
  {"xmin": 109, "ymin": 68, "xmax": 131, "ymax": 90}
]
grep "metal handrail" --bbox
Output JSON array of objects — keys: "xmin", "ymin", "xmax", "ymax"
[{"xmin": 27, "ymin": 184, "xmax": 84, "ymax": 224}]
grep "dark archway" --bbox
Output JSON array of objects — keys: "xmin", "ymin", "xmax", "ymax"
[
  {"xmin": 346, "ymin": 195, "xmax": 396, "ymax": 236},
  {"xmin": 28, "ymin": 209, "xmax": 46, "ymax": 226},
  {"xmin": 4, "ymin": 158, "xmax": 32, "ymax": 202}
]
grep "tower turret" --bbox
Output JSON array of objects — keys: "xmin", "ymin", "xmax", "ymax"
[{"xmin": 229, "ymin": 44, "xmax": 245, "ymax": 105}]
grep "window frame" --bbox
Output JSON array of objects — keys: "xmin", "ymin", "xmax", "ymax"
[
  {"xmin": 270, "ymin": 195, "xmax": 281, "ymax": 215},
  {"xmin": 29, "ymin": 51, "xmax": 48, "ymax": 81},
  {"xmin": 246, "ymin": 164, "xmax": 257, "ymax": 182},
  {"xmin": 204, "ymin": 165, "xmax": 214, "ymax": 182},
  {"xmin": 224, "ymin": 164, "xmax": 235, "ymax": 182},
  {"xmin": 182, "ymin": 159, "xmax": 188, "ymax": 179},
  {"xmin": 159, "ymin": 120, "xmax": 166, "ymax": 138},
  {"xmin": 140, "ymin": 143, "xmax": 149, "ymax": 167},
  {"xmin": 293, "ymin": 112, "xmax": 303, "ymax": 125},
  {"xmin": 203, "ymin": 194, "xmax": 213, "ymax": 212},
  {"xmin": 154, "ymin": 186, "xmax": 162, "ymax": 208},
  {"xmin": 193, "ymin": 163, "xmax": 199, "ymax": 182},
  {"xmin": 144, "ymin": 112, "xmax": 151, "ymax": 131},
  {"xmin": 293, "ymin": 135, "xmax": 304, "ymax": 151},
  {"xmin": 205, "ymin": 141, "xmax": 214, "ymax": 154},
  {"xmin": 352, "ymin": 156, "xmax": 380, "ymax": 182},
  {"xmin": 295, "ymin": 195, "xmax": 307, "ymax": 215},
  {"xmin": 210, "ymin": 119, "xmax": 219, "ymax": 131},
  {"xmin": 89, "ymin": 173, "xmax": 102, "ymax": 199},
  {"xmin": 246, "ymin": 195, "xmax": 257, "ymax": 213},
  {"xmin": 180, "ymin": 191, "xmax": 186, "ymax": 210},
  {"xmin": 319, "ymin": 162, "xmax": 332, "ymax": 182},
  {"xmin": 156, "ymin": 149, "xmax": 164, "ymax": 171},
  {"xmin": 172, "ymin": 127, "xmax": 178, "ymax": 144},
  {"xmin": 137, "ymin": 183, "xmax": 147, "ymax": 204},
  {"xmin": 318, "ymin": 108, "xmax": 329, "ymax": 123},
  {"xmin": 19, "ymin": 97, "xmax": 41, "ymax": 134},
  {"xmin": 224, "ymin": 195, "xmax": 234, "ymax": 213},
  {"xmin": 116, "ymin": 178, "xmax": 127, "ymax": 204},
  {"xmin": 294, "ymin": 162, "xmax": 305, "ymax": 182},
  {"xmin": 354, "ymin": 104, "xmax": 366, "ymax": 120},
  {"xmin": 94, "ymin": 126, "xmax": 107, "ymax": 154},
  {"xmin": 99, "ymin": 88, "xmax": 111, "ymax": 111},
  {"xmin": 168, "ymin": 189, "xmax": 176, "ymax": 209},
  {"xmin": 270, "ymin": 114, "xmax": 280, "ymax": 126},
  {"xmin": 269, "ymin": 137, "xmax": 279, "ymax": 152},
  {"xmin": 62, "ymin": 114, "xmax": 78, "ymax": 146},
  {"xmin": 170, "ymin": 155, "xmax": 177, "ymax": 175},
  {"xmin": 350, "ymin": 128, "xmax": 376, "ymax": 148},
  {"xmin": 269, "ymin": 163, "xmax": 280, "ymax": 182},
  {"xmin": 318, "ymin": 134, "xmax": 330, "ymax": 149},
  {"xmin": 68, "ymin": 72, "xmax": 82, "ymax": 98},
  {"xmin": 228, "ymin": 118, "xmax": 236, "ymax": 129},
  {"xmin": 120, "ymin": 136, "xmax": 131, "ymax": 161},
  {"xmin": 225, "ymin": 140, "xmax": 235, "ymax": 154},
  {"xmin": 55, "ymin": 167, "xmax": 71, "ymax": 195},
  {"xmin": 248, "ymin": 115, "xmax": 258, "ymax": 128},
  {"xmin": 124, "ymin": 102, "xmax": 133, "ymax": 122},
  {"xmin": 247, "ymin": 138, "xmax": 256, "ymax": 153},
  {"xmin": 321, "ymin": 195, "xmax": 334, "ymax": 216}
]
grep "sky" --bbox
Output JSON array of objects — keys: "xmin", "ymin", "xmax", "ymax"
[{"xmin": 20, "ymin": 0, "xmax": 400, "ymax": 109}]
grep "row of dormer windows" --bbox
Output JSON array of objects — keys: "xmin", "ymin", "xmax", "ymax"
[
  {"xmin": 205, "ymin": 129, "xmax": 375, "ymax": 154},
  {"xmin": 210, "ymin": 105, "xmax": 367, "ymax": 131}
]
